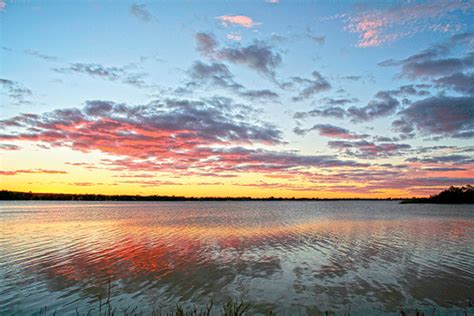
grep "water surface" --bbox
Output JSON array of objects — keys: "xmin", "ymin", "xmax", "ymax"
[{"xmin": 1, "ymin": 201, "xmax": 473, "ymax": 314}]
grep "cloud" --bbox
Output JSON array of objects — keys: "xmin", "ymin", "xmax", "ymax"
[
  {"xmin": 433, "ymin": 72, "xmax": 474, "ymax": 95},
  {"xmin": 195, "ymin": 33, "xmax": 282, "ymax": 79},
  {"xmin": 397, "ymin": 52, "xmax": 474, "ymax": 79},
  {"xmin": 0, "ymin": 98, "xmax": 283, "ymax": 162},
  {"xmin": 0, "ymin": 78, "xmax": 32, "ymax": 105},
  {"xmin": 219, "ymin": 41, "xmax": 282, "ymax": 79},
  {"xmin": 294, "ymin": 89, "xmax": 410, "ymax": 122},
  {"xmin": 379, "ymin": 32, "xmax": 474, "ymax": 79},
  {"xmin": 187, "ymin": 61, "xmax": 243, "ymax": 91},
  {"xmin": 294, "ymin": 106, "xmax": 346, "ymax": 120},
  {"xmin": 206, "ymin": 147, "xmax": 367, "ymax": 172},
  {"xmin": 226, "ymin": 33, "xmax": 242, "ymax": 41},
  {"xmin": 347, "ymin": 90, "xmax": 400, "ymax": 122},
  {"xmin": 195, "ymin": 32, "xmax": 218, "ymax": 57},
  {"xmin": 0, "ymin": 0, "xmax": 5, "ymax": 11},
  {"xmin": 217, "ymin": 15, "xmax": 258, "ymax": 29},
  {"xmin": 328, "ymin": 140, "xmax": 411, "ymax": 158},
  {"xmin": 0, "ymin": 143, "xmax": 21, "ymax": 150},
  {"xmin": 0, "ymin": 98, "xmax": 377, "ymax": 178},
  {"xmin": 393, "ymin": 96, "xmax": 474, "ymax": 138},
  {"xmin": 340, "ymin": 1, "xmax": 474, "ymax": 47},
  {"xmin": 130, "ymin": 4, "xmax": 153, "ymax": 22},
  {"xmin": 71, "ymin": 182, "xmax": 96, "ymax": 186},
  {"xmin": 0, "ymin": 169, "xmax": 68, "ymax": 176},
  {"xmin": 342, "ymin": 75, "xmax": 362, "ymax": 81},
  {"xmin": 294, "ymin": 124, "xmax": 367, "ymax": 139},
  {"xmin": 117, "ymin": 180, "xmax": 183, "ymax": 187},
  {"xmin": 53, "ymin": 63, "xmax": 148, "ymax": 88},
  {"xmin": 24, "ymin": 49, "xmax": 59, "ymax": 62},
  {"xmin": 184, "ymin": 61, "xmax": 279, "ymax": 101},
  {"xmin": 407, "ymin": 154, "xmax": 474, "ymax": 164},
  {"xmin": 238, "ymin": 89, "xmax": 279, "ymax": 100},
  {"xmin": 305, "ymin": 28, "xmax": 326, "ymax": 45},
  {"xmin": 422, "ymin": 167, "xmax": 467, "ymax": 171},
  {"xmin": 322, "ymin": 97, "xmax": 359, "ymax": 106},
  {"xmin": 2, "ymin": 47, "xmax": 60, "ymax": 62},
  {"xmin": 387, "ymin": 84, "xmax": 431, "ymax": 97},
  {"xmin": 290, "ymin": 71, "xmax": 331, "ymax": 101}
]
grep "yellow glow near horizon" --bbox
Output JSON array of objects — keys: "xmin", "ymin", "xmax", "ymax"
[{"xmin": 0, "ymin": 143, "xmax": 461, "ymax": 199}]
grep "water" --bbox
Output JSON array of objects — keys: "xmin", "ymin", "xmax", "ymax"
[{"xmin": 0, "ymin": 201, "xmax": 473, "ymax": 315}]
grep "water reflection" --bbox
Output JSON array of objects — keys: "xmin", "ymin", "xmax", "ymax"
[{"xmin": 1, "ymin": 201, "xmax": 473, "ymax": 314}]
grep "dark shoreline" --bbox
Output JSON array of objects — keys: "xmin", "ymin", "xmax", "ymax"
[
  {"xmin": 401, "ymin": 185, "xmax": 473, "ymax": 204},
  {"xmin": 2, "ymin": 185, "xmax": 472, "ymax": 203},
  {"xmin": 0, "ymin": 190, "xmax": 403, "ymax": 202}
]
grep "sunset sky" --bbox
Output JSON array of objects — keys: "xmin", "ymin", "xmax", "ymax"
[{"xmin": 1, "ymin": 0, "xmax": 474, "ymax": 198}]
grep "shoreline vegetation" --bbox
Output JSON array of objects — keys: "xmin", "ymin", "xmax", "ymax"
[
  {"xmin": 0, "ymin": 189, "xmax": 400, "ymax": 202},
  {"xmin": 401, "ymin": 185, "xmax": 473, "ymax": 204},
  {"xmin": 0, "ymin": 185, "xmax": 472, "ymax": 203}
]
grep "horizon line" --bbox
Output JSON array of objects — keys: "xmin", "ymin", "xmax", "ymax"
[{"xmin": 1, "ymin": 189, "xmax": 427, "ymax": 201}]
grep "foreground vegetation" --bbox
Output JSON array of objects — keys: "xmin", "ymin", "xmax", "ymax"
[
  {"xmin": 29, "ymin": 280, "xmax": 474, "ymax": 316},
  {"xmin": 33, "ymin": 300, "xmax": 474, "ymax": 316},
  {"xmin": 402, "ymin": 185, "xmax": 474, "ymax": 204}
]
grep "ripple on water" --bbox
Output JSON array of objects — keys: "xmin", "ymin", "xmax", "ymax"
[{"xmin": 0, "ymin": 201, "xmax": 473, "ymax": 314}]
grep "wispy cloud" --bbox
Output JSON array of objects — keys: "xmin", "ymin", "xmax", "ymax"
[
  {"xmin": 130, "ymin": 3, "xmax": 153, "ymax": 22},
  {"xmin": 226, "ymin": 33, "xmax": 242, "ymax": 41},
  {"xmin": 288, "ymin": 71, "xmax": 331, "ymax": 101},
  {"xmin": 339, "ymin": 0, "xmax": 474, "ymax": 47},
  {"xmin": 53, "ymin": 63, "xmax": 149, "ymax": 88},
  {"xmin": 294, "ymin": 124, "xmax": 368, "ymax": 139},
  {"xmin": 0, "ymin": 79, "xmax": 33, "ymax": 105},
  {"xmin": 183, "ymin": 61, "xmax": 279, "ymax": 101},
  {"xmin": 24, "ymin": 49, "xmax": 59, "ymax": 62},
  {"xmin": 0, "ymin": 143, "xmax": 21, "ymax": 151},
  {"xmin": 328, "ymin": 140, "xmax": 411, "ymax": 158},
  {"xmin": 0, "ymin": 169, "xmax": 68, "ymax": 176}
]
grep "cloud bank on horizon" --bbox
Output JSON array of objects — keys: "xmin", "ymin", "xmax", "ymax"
[{"xmin": 0, "ymin": 0, "xmax": 473, "ymax": 197}]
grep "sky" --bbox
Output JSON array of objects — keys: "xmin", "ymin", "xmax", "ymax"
[{"xmin": 1, "ymin": 0, "xmax": 474, "ymax": 198}]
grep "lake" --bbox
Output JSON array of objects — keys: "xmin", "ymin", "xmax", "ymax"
[{"xmin": 0, "ymin": 201, "xmax": 473, "ymax": 315}]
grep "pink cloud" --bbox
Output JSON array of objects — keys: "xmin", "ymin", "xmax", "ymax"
[
  {"xmin": 342, "ymin": 0, "xmax": 474, "ymax": 47},
  {"xmin": 217, "ymin": 15, "xmax": 258, "ymax": 29},
  {"xmin": 0, "ymin": 169, "xmax": 68, "ymax": 176},
  {"xmin": 71, "ymin": 182, "xmax": 97, "ymax": 186},
  {"xmin": 2, "ymin": 100, "xmax": 472, "ymax": 197}
]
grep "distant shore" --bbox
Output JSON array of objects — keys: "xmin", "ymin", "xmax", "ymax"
[
  {"xmin": 2, "ymin": 185, "xmax": 472, "ymax": 203},
  {"xmin": 0, "ymin": 190, "xmax": 402, "ymax": 201}
]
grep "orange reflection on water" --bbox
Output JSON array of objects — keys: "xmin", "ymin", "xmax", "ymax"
[{"xmin": 2, "ymin": 215, "xmax": 472, "ymax": 283}]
